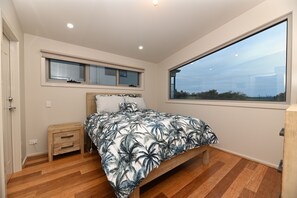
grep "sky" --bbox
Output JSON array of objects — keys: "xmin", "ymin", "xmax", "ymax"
[{"xmin": 174, "ymin": 20, "xmax": 287, "ymax": 97}]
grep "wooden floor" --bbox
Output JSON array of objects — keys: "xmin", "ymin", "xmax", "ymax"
[{"xmin": 7, "ymin": 148, "xmax": 281, "ymax": 198}]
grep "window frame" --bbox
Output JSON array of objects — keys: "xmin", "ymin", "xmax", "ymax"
[
  {"xmin": 41, "ymin": 50, "xmax": 144, "ymax": 90},
  {"xmin": 168, "ymin": 15, "xmax": 292, "ymax": 109},
  {"xmin": 46, "ymin": 58, "xmax": 87, "ymax": 84}
]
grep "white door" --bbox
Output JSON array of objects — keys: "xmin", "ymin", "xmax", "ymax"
[{"xmin": 1, "ymin": 33, "xmax": 14, "ymax": 183}]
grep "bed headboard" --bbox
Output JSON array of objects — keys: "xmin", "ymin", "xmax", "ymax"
[
  {"xmin": 86, "ymin": 93, "xmax": 99, "ymax": 116},
  {"xmin": 86, "ymin": 92, "xmax": 142, "ymax": 116}
]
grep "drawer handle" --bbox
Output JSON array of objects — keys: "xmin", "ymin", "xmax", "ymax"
[
  {"xmin": 61, "ymin": 144, "xmax": 74, "ymax": 149},
  {"xmin": 61, "ymin": 135, "xmax": 74, "ymax": 139}
]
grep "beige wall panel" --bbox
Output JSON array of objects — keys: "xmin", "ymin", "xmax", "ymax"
[{"xmin": 282, "ymin": 105, "xmax": 297, "ymax": 197}]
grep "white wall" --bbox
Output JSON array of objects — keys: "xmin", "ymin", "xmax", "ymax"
[
  {"xmin": 24, "ymin": 34, "xmax": 158, "ymax": 156},
  {"xmin": 157, "ymin": 0, "xmax": 297, "ymax": 167}
]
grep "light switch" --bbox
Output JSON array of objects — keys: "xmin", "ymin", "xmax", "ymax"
[{"xmin": 46, "ymin": 100, "xmax": 52, "ymax": 108}]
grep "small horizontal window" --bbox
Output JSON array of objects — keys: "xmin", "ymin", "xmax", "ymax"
[
  {"xmin": 49, "ymin": 59, "xmax": 85, "ymax": 82},
  {"xmin": 170, "ymin": 18, "xmax": 289, "ymax": 102},
  {"xmin": 119, "ymin": 70, "xmax": 140, "ymax": 87},
  {"xmin": 42, "ymin": 53, "xmax": 144, "ymax": 89},
  {"xmin": 90, "ymin": 65, "xmax": 116, "ymax": 86}
]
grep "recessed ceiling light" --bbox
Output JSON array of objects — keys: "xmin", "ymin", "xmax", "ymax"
[
  {"xmin": 138, "ymin": 45, "xmax": 144, "ymax": 50},
  {"xmin": 67, "ymin": 23, "xmax": 74, "ymax": 29},
  {"xmin": 153, "ymin": 0, "xmax": 158, "ymax": 6}
]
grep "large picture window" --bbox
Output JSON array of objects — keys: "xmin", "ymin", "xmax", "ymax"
[{"xmin": 170, "ymin": 19, "xmax": 288, "ymax": 102}]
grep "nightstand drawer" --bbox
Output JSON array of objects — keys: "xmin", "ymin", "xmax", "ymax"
[
  {"xmin": 48, "ymin": 122, "xmax": 84, "ymax": 161},
  {"xmin": 53, "ymin": 140, "xmax": 80, "ymax": 155},
  {"xmin": 53, "ymin": 130, "xmax": 80, "ymax": 144}
]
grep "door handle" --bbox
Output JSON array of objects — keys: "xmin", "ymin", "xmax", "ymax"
[
  {"xmin": 8, "ymin": 97, "xmax": 13, "ymax": 102},
  {"xmin": 8, "ymin": 106, "xmax": 16, "ymax": 111}
]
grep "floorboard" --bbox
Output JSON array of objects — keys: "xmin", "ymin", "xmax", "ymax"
[{"xmin": 7, "ymin": 148, "xmax": 281, "ymax": 198}]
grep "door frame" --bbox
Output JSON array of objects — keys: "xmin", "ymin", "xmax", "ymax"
[{"xmin": 0, "ymin": 10, "xmax": 22, "ymax": 197}]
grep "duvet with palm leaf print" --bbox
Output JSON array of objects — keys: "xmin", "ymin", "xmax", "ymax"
[{"xmin": 85, "ymin": 109, "xmax": 218, "ymax": 198}]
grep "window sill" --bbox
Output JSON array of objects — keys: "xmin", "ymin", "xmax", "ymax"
[
  {"xmin": 166, "ymin": 99, "xmax": 289, "ymax": 110},
  {"xmin": 41, "ymin": 81, "xmax": 144, "ymax": 91}
]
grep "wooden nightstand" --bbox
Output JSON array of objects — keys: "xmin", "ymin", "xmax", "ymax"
[{"xmin": 48, "ymin": 122, "xmax": 84, "ymax": 161}]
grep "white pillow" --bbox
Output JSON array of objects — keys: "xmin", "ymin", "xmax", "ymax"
[
  {"xmin": 124, "ymin": 96, "xmax": 147, "ymax": 109},
  {"xmin": 96, "ymin": 95, "xmax": 124, "ymax": 113}
]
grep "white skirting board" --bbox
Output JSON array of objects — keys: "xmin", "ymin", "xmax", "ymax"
[
  {"xmin": 211, "ymin": 145, "xmax": 278, "ymax": 169},
  {"xmin": 22, "ymin": 152, "xmax": 48, "ymax": 167}
]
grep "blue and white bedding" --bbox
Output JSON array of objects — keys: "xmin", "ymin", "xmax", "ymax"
[{"xmin": 85, "ymin": 108, "xmax": 218, "ymax": 198}]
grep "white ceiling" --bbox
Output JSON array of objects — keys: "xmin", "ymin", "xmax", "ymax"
[{"xmin": 12, "ymin": 0, "xmax": 265, "ymax": 63}]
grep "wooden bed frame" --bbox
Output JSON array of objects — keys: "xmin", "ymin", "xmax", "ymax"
[{"xmin": 86, "ymin": 92, "xmax": 210, "ymax": 198}]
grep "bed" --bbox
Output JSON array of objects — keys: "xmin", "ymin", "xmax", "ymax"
[{"xmin": 84, "ymin": 92, "xmax": 218, "ymax": 198}]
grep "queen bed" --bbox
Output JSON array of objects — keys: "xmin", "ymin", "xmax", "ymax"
[{"xmin": 84, "ymin": 92, "xmax": 218, "ymax": 198}]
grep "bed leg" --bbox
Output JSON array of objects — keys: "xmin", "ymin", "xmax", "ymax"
[
  {"xmin": 202, "ymin": 148, "xmax": 209, "ymax": 164},
  {"xmin": 88, "ymin": 136, "xmax": 93, "ymax": 153},
  {"xmin": 129, "ymin": 186, "xmax": 140, "ymax": 198}
]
